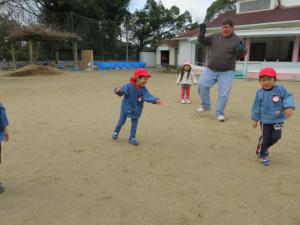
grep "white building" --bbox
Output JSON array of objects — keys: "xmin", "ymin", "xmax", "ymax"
[{"xmin": 155, "ymin": 0, "xmax": 300, "ymax": 79}]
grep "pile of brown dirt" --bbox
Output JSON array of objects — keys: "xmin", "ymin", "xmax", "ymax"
[{"xmin": 7, "ymin": 64, "xmax": 62, "ymax": 77}]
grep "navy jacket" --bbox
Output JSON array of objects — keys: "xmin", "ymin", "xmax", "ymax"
[
  {"xmin": 0, "ymin": 102, "xmax": 9, "ymax": 141},
  {"xmin": 117, "ymin": 83, "xmax": 158, "ymax": 119}
]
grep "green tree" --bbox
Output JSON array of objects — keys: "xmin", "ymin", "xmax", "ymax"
[
  {"xmin": 129, "ymin": 0, "xmax": 193, "ymax": 52},
  {"xmin": 37, "ymin": 0, "xmax": 130, "ymax": 54},
  {"xmin": 205, "ymin": 0, "xmax": 236, "ymax": 22}
]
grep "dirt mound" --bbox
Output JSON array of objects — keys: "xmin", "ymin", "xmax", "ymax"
[{"xmin": 7, "ymin": 64, "xmax": 62, "ymax": 77}]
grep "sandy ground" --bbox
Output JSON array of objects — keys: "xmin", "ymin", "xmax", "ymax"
[{"xmin": 0, "ymin": 69, "xmax": 300, "ymax": 225}]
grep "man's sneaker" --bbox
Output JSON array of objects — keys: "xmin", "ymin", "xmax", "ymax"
[
  {"xmin": 186, "ymin": 99, "xmax": 191, "ymax": 104},
  {"xmin": 181, "ymin": 99, "xmax": 185, "ymax": 104},
  {"xmin": 112, "ymin": 132, "xmax": 119, "ymax": 140},
  {"xmin": 129, "ymin": 138, "xmax": 138, "ymax": 145},
  {"xmin": 216, "ymin": 115, "xmax": 225, "ymax": 122},
  {"xmin": 260, "ymin": 157, "xmax": 269, "ymax": 166},
  {"xmin": 196, "ymin": 107, "xmax": 208, "ymax": 113}
]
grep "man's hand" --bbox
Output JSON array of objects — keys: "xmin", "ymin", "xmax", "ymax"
[
  {"xmin": 199, "ymin": 23, "xmax": 206, "ymax": 34},
  {"xmin": 236, "ymin": 40, "xmax": 246, "ymax": 51},
  {"xmin": 252, "ymin": 120, "xmax": 258, "ymax": 129},
  {"xmin": 284, "ymin": 108, "xmax": 294, "ymax": 118}
]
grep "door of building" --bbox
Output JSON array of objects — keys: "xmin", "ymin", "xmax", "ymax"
[{"xmin": 161, "ymin": 51, "xmax": 169, "ymax": 67}]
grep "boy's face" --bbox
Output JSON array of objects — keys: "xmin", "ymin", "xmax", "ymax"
[
  {"xmin": 259, "ymin": 76, "xmax": 276, "ymax": 89},
  {"xmin": 136, "ymin": 77, "xmax": 149, "ymax": 86}
]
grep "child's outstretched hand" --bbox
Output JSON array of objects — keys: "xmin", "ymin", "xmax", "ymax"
[
  {"xmin": 156, "ymin": 99, "xmax": 162, "ymax": 106},
  {"xmin": 284, "ymin": 108, "xmax": 294, "ymax": 118},
  {"xmin": 252, "ymin": 120, "xmax": 258, "ymax": 128},
  {"xmin": 4, "ymin": 128, "xmax": 9, "ymax": 142},
  {"xmin": 114, "ymin": 87, "xmax": 124, "ymax": 96}
]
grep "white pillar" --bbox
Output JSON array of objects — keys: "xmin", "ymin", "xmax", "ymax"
[
  {"xmin": 244, "ymin": 38, "xmax": 251, "ymax": 62},
  {"xmin": 292, "ymin": 36, "xmax": 300, "ymax": 62}
]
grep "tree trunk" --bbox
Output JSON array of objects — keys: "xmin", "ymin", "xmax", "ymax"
[{"xmin": 72, "ymin": 40, "xmax": 78, "ymax": 67}]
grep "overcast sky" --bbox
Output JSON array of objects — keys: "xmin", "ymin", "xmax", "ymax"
[{"xmin": 129, "ymin": 0, "xmax": 216, "ymax": 22}]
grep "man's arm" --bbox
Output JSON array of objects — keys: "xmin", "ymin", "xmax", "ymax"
[{"xmin": 198, "ymin": 23, "xmax": 214, "ymax": 46}]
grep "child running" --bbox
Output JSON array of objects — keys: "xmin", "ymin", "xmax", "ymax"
[
  {"xmin": 112, "ymin": 68, "xmax": 161, "ymax": 145},
  {"xmin": 251, "ymin": 67, "xmax": 295, "ymax": 166},
  {"xmin": 0, "ymin": 102, "xmax": 10, "ymax": 193},
  {"xmin": 176, "ymin": 61, "xmax": 197, "ymax": 104}
]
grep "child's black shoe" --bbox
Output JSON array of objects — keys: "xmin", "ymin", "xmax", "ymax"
[{"xmin": 129, "ymin": 138, "xmax": 138, "ymax": 145}]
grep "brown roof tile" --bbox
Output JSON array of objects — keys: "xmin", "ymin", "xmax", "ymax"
[
  {"xmin": 176, "ymin": 29, "xmax": 199, "ymax": 38},
  {"xmin": 175, "ymin": 6, "xmax": 300, "ymax": 38},
  {"xmin": 208, "ymin": 6, "xmax": 300, "ymax": 28}
]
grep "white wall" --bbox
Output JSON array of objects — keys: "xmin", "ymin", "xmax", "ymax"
[
  {"xmin": 177, "ymin": 40, "xmax": 194, "ymax": 66},
  {"xmin": 140, "ymin": 52, "xmax": 156, "ymax": 67},
  {"xmin": 280, "ymin": 0, "xmax": 300, "ymax": 7}
]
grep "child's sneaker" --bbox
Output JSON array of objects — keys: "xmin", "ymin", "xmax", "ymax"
[
  {"xmin": 112, "ymin": 132, "xmax": 119, "ymax": 140},
  {"xmin": 186, "ymin": 99, "xmax": 191, "ymax": 104},
  {"xmin": 181, "ymin": 99, "xmax": 185, "ymax": 104},
  {"xmin": 128, "ymin": 138, "xmax": 138, "ymax": 145},
  {"xmin": 0, "ymin": 185, "xmax": 5, "ymax": 193},
  {"xmin": 260, "ymin": 157, "xmax": 269, "ymax": 166}
]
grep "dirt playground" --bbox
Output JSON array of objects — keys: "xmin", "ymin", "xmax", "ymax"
[{"xmin": 0, "ymin": 69, "xmax": 299, "ymax": 225}]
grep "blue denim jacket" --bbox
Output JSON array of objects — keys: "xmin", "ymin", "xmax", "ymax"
[
  {"xmin": 251, "ymin": 85, "xmax": 296, "ymax": 124},
  {"xmin": 0, "ymin": 102, "xmax": 9, "ymax": 141},
  {"xmin": 118, "ymin": 83, "xmax": 158, "ymax": 119}
]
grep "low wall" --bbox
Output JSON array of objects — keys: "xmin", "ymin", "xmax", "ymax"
[
  {"xmin": 194, "ymin": 63, "xmax": 300, "ymax": 81},
  {"xmin": 247, "ymin": 72, "xmax": 300, "ymax": 81}
]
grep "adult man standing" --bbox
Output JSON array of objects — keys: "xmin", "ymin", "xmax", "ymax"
[{"xmin": 197, "ymin": 18, "xmax": 247, "ymax": 122}]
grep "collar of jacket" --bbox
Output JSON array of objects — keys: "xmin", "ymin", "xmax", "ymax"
[{"xmin": 130, "ymin": 80, "xmax": 142, "ymax": 89}]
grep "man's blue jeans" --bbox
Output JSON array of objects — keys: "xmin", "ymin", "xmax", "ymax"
[{"xmin": 197, "ymin": 67, "xmax": 235, "ymax": 116}]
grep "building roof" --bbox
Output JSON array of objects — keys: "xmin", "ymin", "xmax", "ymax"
[
  {"xmin": 177, "ymin": 6, "xmax": 300, "ymax": 38},
  {"xmin": 176, "ymin": 29, "xmax": 199, "ymax": 38},
  {"xmin": 8, "ymin": 25, "xmax": 81, "ymax": 42},
  {"xmin": 156, "ymin": 39, "xmax": 178, "ymax": 47},
  {"xmin": 208, "ymin": 6, "xmax": 300, "ymax": 28}
]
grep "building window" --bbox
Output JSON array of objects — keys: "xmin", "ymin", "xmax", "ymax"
[{"xmin": 240, "ymin": 0, "xmax": 271, "ymax": 12}]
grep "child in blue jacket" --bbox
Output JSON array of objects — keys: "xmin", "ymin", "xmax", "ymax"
[
  {"xmin": 251, "ymin": 67, "xmax": 295, "ymax": 166},
  {"xmin": 112, "ymin": 68, "xmax": 161, "ymax": 145},
  {"xmin": 0, "ymin": 102, "xmax": 10, "ymax": 193}
]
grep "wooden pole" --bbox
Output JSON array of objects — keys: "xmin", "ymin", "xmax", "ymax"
[
  {"xmin": 28, "ymin": 40, "xmax": 33, "ymax": 64},
  {"xmin": 11, "ymin": 41, "xmax": 17, "ymax": 70},
  {"xmin": 72, "ymin": 40, "xmax": 78, "ymax": 67},
  {"xmin": 55, "ymin": 49, "xmax": 59, "ymax": 63}
]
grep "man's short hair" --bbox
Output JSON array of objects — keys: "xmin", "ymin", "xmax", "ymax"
[{"xmin": 222, "ymin": 18, "xmax": 234, "ymax": 27}]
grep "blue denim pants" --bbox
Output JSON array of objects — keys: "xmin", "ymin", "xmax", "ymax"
[
  {"xmin": 197, "ymin": 67, "xmax": 235, "ymax": 116},
  {"xmin": 114, "ymin": 112, "xmax": 139, "ymax": 139}
]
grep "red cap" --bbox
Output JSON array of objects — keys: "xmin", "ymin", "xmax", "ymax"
[
  {"xmin": 259, "ymin": 67, "xmax": 276, "ymax": 78},
  {"xmin": 130, "ymin": 68, "xmax": 151, "ymax": 81}
]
